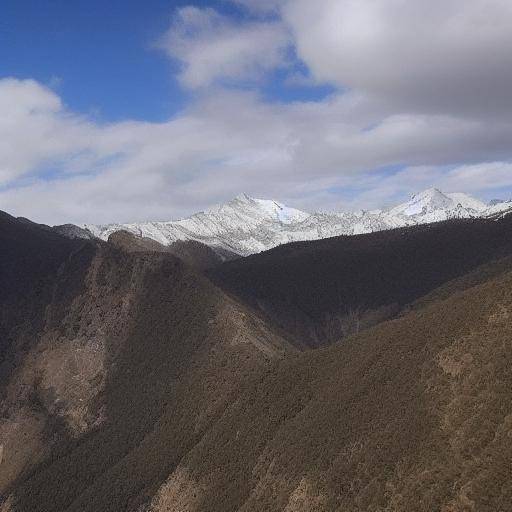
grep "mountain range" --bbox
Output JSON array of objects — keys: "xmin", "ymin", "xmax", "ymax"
[
  {"xmin": 2, "ymin": 206, "xmax": 512, "ymax": 511},
  {"xmin": 83, "ymin": 188, "xmax": 512, "ymax": 256}
]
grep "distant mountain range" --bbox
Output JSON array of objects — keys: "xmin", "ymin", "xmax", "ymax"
[{"xmin": 82, "ymin": 188, "xmax": 512, "ymax": 256}]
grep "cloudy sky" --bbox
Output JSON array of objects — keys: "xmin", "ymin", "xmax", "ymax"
[{"xmin": 2, "ymin": 0, "xmax": 512, "ymax": 224}]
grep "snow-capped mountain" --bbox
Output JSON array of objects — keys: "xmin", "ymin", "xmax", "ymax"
[
  {"xmin": 485, "ymin": 199, "xmax": 512, "ymax": 219},
  {"xmin": 83, "ymin": 189, "xmax": 511, "ymax": 256}
]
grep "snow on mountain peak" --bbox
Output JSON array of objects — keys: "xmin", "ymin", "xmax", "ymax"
[
  {"xmin": 390, "ymin": 188, "xmax": 452, "ymax": 217},
  {"xmin": 212, "ymin": 193, "xmax": 309, "ymax": 225},
  {"xmin": 233, "ymin": 192, "xmax": 253, "ymax": 204},
  {"xmin": 412, "ymin": 187, "xmax": 444, "ymax": 201},
  {"xmin": 252, "ymin": 198, "xmax": 310, "ymax": 224},
  {"xmin": 445, "ymin": 192, "xmax": 487, "ymax": 211},
  {"xmin": 387, "ymin": 188, "xmax": 486, "ymax": 220},
  {"xmin": 83, "ymin": 189, "xmax": 501, "ymax": 257}
]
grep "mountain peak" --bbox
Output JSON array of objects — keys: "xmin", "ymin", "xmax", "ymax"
[
  {"xmin": 389, "ymin": 187, "xmax": 453, "ymax": 217},
  {"xmin": 85, "ymin": 188, "xmax": 495, "ymax": 257},
  {"xmin": 408, "ymin": 188, "xmax": 486, "ymax": 212},
  {"xmin": 411, "ymin": 187, "xmax": 446, "ymax": 201},
  {"xmin": 445, "ymin": 192, "xmax": 487, "ymax": 211},
  {"xmin": 234, "ymin": 192, "xmax": 253, "ymax": 203}
]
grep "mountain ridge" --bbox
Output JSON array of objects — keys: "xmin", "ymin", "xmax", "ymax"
[
  {"xmin": 3, "ymin": 208, "xmax": 512, "ymax": 511},
  {"xmin": 82, "ymin": 188, "xmax": 512, "ymax": 256},
  {"xmin": 210, "ymin": 213, "xmax": 512, "ymax": 346}
]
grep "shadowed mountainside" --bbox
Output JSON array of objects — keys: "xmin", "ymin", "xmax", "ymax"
[
  {"xmin": 0, "ymin": 212, "xmax": 290, "ymax": 512},
  {"xmin": 143, "ymin": 255, "xmax": 512, "ymax": 511},
  {"xmin": 1, "ymin": 211, "xmax": 512, "ymax": 511},
  {"xmin": 108, "ymin": 230, "xmax": 238, "ymax": 270},
  {"xmin": 210, "ymin": 216, "xmax": 512, "ymax": 346}
]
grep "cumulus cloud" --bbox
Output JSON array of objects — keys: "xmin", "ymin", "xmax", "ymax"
[
  {"xmin": 0, "ymin": 78, "xmax": 96, "ymax": 183},
  {"xmin": 283, "ymin": 0, "xmax": 512, "ymax": 118},
  {"xmin": 158, "ymin": 6, "xmax": 290, "ymax": 88}
]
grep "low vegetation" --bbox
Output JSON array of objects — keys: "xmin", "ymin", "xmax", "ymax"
[{"xmin": 1, "ymin": 212, "xmax": 511, "ymax": 511}]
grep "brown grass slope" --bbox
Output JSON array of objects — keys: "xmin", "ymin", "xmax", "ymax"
[
  {"xmin": 0, "ymin": 213, "xmax": 291, "ymax": 512},
  {"xmin": 210, "ymin": 216, "xmax": 512, "ymax": 347},
  {"xmin": 2, "ymin": 211, "xmax": 512, "ymax": 512},
  {"xmin": 143, "ymin": 254, "xmax": 512, "ymax": 512}
]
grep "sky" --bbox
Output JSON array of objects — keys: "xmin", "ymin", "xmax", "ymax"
[{"xmin": 1, "ymin": 0, "xmax": 512, "ymax": 224}]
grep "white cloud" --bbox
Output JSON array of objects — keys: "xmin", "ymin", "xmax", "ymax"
[
  {"xmin": 158, "ymin": 6, "xmax": 290, "ymax": 89},
  {"xmin": 0, "ymin": 78, "xmax": 100, "ymax": 183},
  {"xmin": 429, "ymin": 162, "xmax": 512, "ymax": 193},
  {"xmin": 1, "ymin": 78, "xmax": 512, "ymax": 225},
  {"xmin": 2, "ymin": 1, "xmax": 512, "ymax": 224},
  {"xmin": 283, "ymin": 0, "xmax": 512, "ymax": 118}
]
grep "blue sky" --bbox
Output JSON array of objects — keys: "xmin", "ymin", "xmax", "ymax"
[
  {"xmin": 2, "ymin": 0, "xmax": 192, "ymax": 121},
  {"xmin": 1, "ymin": 0, "xmax": 512, "ymax": 224},
  {"xmin": 1, "ymin": 0, "xmax": 331, "ymax": 122}
]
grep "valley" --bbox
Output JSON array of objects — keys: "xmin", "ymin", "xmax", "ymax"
[{"xmin": 1, "ymin": 208, "xmax": 512, "ymax": 511}]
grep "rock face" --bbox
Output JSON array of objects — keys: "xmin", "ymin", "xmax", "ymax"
[
  {"xmin": 84, "ymin": 188, "xmax": 510, "ymax": 256},
  {"xmin": 2, "ymin": 209, "xmax": 512, "ymax": 512}
]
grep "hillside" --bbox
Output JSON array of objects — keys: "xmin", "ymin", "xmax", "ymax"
[
  {"xmin": 142, "ymin": 254, "xmax": 512, "ymax": 511},
  {"xmin": 211, "ymin": 215, "xmax": 512, "ymax": 346},
  {"xmin": 1, "ymin": 210, "xmax": 512, "ymax": 511},
  {"xmin": 0, "ymin": 212, "xmax": 290, "ymax": 512},
  {"xmin": 107, "ymin": 230, "xmax": 235, "ymax": 270}
]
